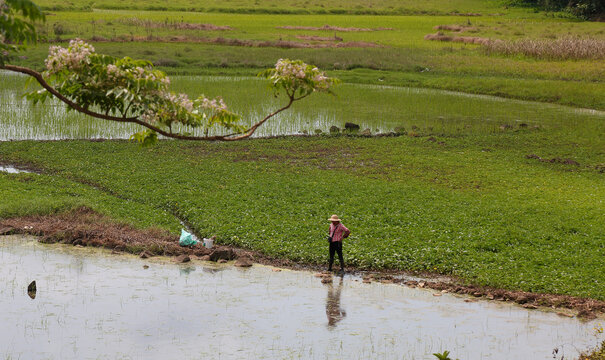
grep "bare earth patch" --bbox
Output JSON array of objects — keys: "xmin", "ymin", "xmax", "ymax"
[
  {"xmin": 118, "ymin": 18, "xmax": 233, "ymax": 31},
  {"xmin": 277, "ymin": 25, "xmax": 393, "ymax": 32},
  {"xmin": 1, "ymin": 208, "xmax": 604, "ymax": 318},
  {"xmin": 0, "ymin": 207, "xmax": 252, "ymax": 261},
  {"xmin": 295, "ymin": 35, "xmax": 343, "ymax": 42},
  {"xmin": 433, "ymin": 24, "xmax": 478, "ymax": 33},
  {"xmin": 424, "ymin": 32, "xmax": 491, "ymax": 45},
  {"xmin": 93, "ymin": 36, "xmax": 382, "ymax": 48},
  {"xmin": 450, "ymin": 12, "xmax": 482, "ymax": 16}
]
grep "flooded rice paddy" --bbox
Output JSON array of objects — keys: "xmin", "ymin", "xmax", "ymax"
[
  {"xmin": 1, "ymin": 235, "xmax": 603, "ymax": 360},
  {"xmin": 1, "ymin": 72, "xmax": 603, "ymax": 140}
]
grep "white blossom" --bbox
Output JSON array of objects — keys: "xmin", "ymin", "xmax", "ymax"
[{"xmin": 45, "ymin": 39, "xmax": 95, "ymax": 75}]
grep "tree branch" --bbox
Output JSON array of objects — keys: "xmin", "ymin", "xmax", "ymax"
[
  {"xmin": 1, "ymin": 64, "xmax": 139, "ymax": 122},
  {"xmin": 1, "ymin": 64, "xmax": 298, "ymax": 142}
]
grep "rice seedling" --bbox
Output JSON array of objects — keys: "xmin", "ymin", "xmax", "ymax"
[{"xmin": 2, "ymin": 72, "xmax": 603, "ymax": 141}]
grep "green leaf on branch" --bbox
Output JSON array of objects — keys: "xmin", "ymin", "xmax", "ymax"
[
  {"xmin": 0, "ymin": 0, "xmax": 45, "ymax": 65},
  {"xmin": 130, "ymin": 130, "xmax": 158, "ymax": 147}
]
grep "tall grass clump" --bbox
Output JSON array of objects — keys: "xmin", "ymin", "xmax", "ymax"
[{"xmin": 483, "ymin": 37, "xmax": 605, "ymax": 60}]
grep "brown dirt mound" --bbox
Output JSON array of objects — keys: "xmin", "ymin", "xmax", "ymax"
[
  {"xmin": 433, "ymin": 24, "xmax": 477, "ymax": 32},
  {"xmin": 424, "ymin": 32, "xmax": 491, "ymax": 45},
  {"xmin": 450, "ymin": 12, "xmax": 482, "ymax": 16},
  {"xmin": 365, "ymin": 275, "xmax": 605, "ymax": 319},
  {"xmin": 0, "ymin": 207, "xmax": 252, "ymax": 260},
  {"xmin": 208, "ymin": 37, "xmax": 381, "ymax": 48},
  {"xmin": 525, "ymin": 154, "xmax": 580, "ymax": 166},
  {"xmin": 277, "ymin": 25, "xmax": 393, "ymax": 32},
  {"xmin": 167, "ymin": 23, "xmax": 232, "ymax": 31},
  {"xmin": 295, "ymin": 35, "xmax": 343, "ymax": 41},
  {"xmin": 92, "ymin": 36, "xmax": 382, "ymax": 48},
  {"xmin": 119, "ymin": 18, "xmax": 232, "ymax": 31}
]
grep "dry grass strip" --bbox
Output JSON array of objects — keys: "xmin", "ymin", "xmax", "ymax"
[
  {"xmin": 93, "ymin": 35, "xmax": 382, "ymax": 48},
  {"xmin": 118, "ymin": 18, "xmax": 232, "ymax": 31},
  {"xmin": 483, "ymin": 37, "xmax": 605, "ymax": 60},
  {"xmin": 295, "ymin": 35, "xmax": 343, "ymax": 42},
  {"xmin": 277, "ymin": 24, "xmax": 393, "ymax": 32},
  {"xmin": 424, "ymin": 32, "xmax": 490, "ymax": 45},
  {"xmin": 433, "ymin": 24, "xmax": 477, "ymax": 32}
]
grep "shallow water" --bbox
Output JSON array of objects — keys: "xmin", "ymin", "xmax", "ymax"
[
  {"xmin": 1, "ymin": 235, "xmax": 603, "ymax": 360},
  {"xmin": 1, "ymin": 72, "xmax": 603, "ymax": 141},
  {"xmin": 0, "ymin": 165, "xmax": 31, "ymax": 174}
]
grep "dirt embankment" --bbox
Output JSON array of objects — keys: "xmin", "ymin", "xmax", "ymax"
[
  {"xmin": 295, "ymin": 35, "xmax": 343, "ymax": 42},
  {"xmin": 0, "ymin": 207, "xmax": 253, "ymax": 264},
  {"xmin": 89, "ymin": 35, "xmax": 382, "ymax": 48},
  {"xmin": 424, "ymin": 32, "xmax": 491, "ymax": 45},
  {"xmin": 277, "ymin": 25, "xmax": 393, "ymax": 32},
  {"xmin": 1, "ymin": 207, "xmax": 604, "ymax": 319},
  {"xmin": 118, "ymin": 18, "xmax": 233, "ymax": 31},
  {"xmin": 433, "ymin": 24, "xmax": 478, "ymax": 32}
]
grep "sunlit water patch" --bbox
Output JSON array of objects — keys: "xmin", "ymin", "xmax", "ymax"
[
  {"xmin": 1, "ymin": 72, "xmax": 603, "ymax": 140},
  {"xmin": 0, "ymin": 165, "xmax": 32, "ymax": 173},
  {"xmin": 1, "ymin": 235, "xmax": 603, "ymax": 360}
]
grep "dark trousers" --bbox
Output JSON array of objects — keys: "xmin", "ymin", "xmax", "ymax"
[{"xmin": 328, "ymin": 241, "xmax": 344, "ymax": 270}]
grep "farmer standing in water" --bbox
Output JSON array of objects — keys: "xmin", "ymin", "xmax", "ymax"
[{"xmin": 327, "ymin": 215, "xmax": 350, "ymax": 273}]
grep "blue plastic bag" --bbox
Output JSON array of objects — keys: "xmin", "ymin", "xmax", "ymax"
[{"xmin": 179, "ymin": 229, "xmax": 198, "ymax": 247}]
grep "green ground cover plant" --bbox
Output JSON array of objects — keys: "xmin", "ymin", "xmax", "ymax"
[
  {"xmin": 0, "ymin": 133, "xmax": 603, "ymax": 299},
  {"xmin": 0, "ymin": 171, "xmax": 180, "ymax": 230}
]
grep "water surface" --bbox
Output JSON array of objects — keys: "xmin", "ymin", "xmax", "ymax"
[
  {"xmin": 1, "ymin": 72, "xmax": 602, "ymax": 140},
  {"xmin": 1, "ymin": 235, "xmax": 602, "ymax": 360},
  {"xmin": 0, "ymin": 165, "xmax": 32, "ymax": 174}
]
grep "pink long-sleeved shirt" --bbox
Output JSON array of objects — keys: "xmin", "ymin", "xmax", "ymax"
[{"xmin": 329, "ymin": 223, "xmax": 350, "ymax": 242}]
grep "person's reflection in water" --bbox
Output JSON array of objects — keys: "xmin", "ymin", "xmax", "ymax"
[{"xmin": 325, "ymin": 276, "xmax": 346, "ymax": 329}]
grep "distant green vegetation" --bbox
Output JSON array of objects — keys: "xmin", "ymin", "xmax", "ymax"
[
  {"xmin": 507, "ymin": 0, "xmax": 604, "ymax": 19},
  {"xmin": 35, "ymin": 0, "xmax": 508, "ymax": 15},
  {"xmin": 1, "ymin": 133, "xmax": 603, "ymax": 298},
  {"xmin": 9, "ymin": 9, "xmax": 603, "ymax": 110}
]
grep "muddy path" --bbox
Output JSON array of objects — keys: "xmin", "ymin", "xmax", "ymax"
[{"xmin": 1, "ymin": 207, "xmax": 604, "ymax": 320}]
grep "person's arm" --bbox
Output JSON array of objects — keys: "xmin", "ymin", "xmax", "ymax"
[{"xmin": 342, "ymin": 225, "xmax": 350, "ymax": 238}]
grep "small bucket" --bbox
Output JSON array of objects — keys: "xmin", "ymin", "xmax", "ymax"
[{"xmin": 203, "ymin": 238, "xmax": 214, "ymax": 249}]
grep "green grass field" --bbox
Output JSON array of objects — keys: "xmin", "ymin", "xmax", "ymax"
[
  {"xmin": 1, "ymin": 134, "xmax": 603, "ymax": 299},
  {"xmin": 8, "ymin": 4, "xmax": 604, "ymax": 110},
  {"xmin": 34, "ymin": 0, "xmax": 513, "ymax": 15}
]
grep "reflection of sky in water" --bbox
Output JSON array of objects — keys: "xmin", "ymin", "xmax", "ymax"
[
  {"xmin": 1, "ymin": 73, "xmax": 603, "ymax": 141},
  {"xmin": 0, "ymin": 165, "xmax": 31, "ymax": 174},
  {"xmin": 1, "ymin": 236, "xmax": 603, "ymax": 360}
]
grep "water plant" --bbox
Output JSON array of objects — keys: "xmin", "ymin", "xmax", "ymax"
[{"xmin": 433, "ymin": 350, "xmax": 456, "ymax": 360}]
